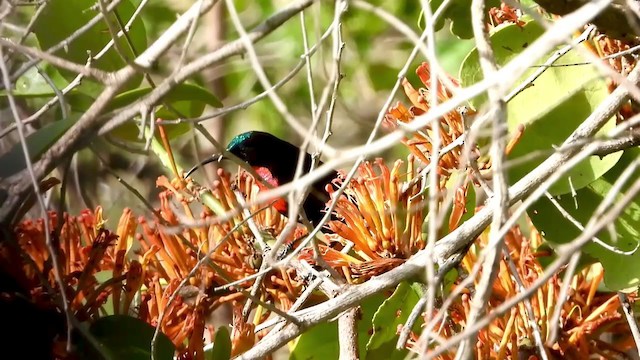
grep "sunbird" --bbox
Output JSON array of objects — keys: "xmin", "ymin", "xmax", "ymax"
[{"xmin": 186, "ymin": 131, "xmax": 338, "ymax": 225}]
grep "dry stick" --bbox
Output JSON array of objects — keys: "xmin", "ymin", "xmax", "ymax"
[
  {"xmin": 395, "ymin": 132, "xmax": 486, "ymax": 350},
  {"xmin": 16, "ymin": 1, "xmax": 48, "ymax": 44},
  {"xmin": 426, "ymin": 173, "xmax": 640, "ymax": 359},
  {"xmin": 0, "ymin": 0, "xmax": 252, "ymax": 222},
  {"xmin": 222, "ymin": 0, "xmax": 320, "ymax": 321},
  {"xmin": 277, "ymin": 2, "xmax": 347, "ymax": 274},
  {"xmin": 254, "ymin": 276, "xmax": 325, "ymax": 333},
  {"xmin": 319, "ymin": 5, "xmax": 357, "ymax": 359},
  {"xmin": 618, "ymin": 292, "xmax": 640, "ymax": 354},
  {"xmin": 223, "ymin": 0, "xmax": 333, "ymax": 211},
  {"xmin": 93, "ymin": 0, "xmax": 150, "ymax": 61},
  {"xmin": 545, "ymin": 251, "xmax": 581, "ymax": 345},
  {"xmin": 198, "ymin": 0, "xmax": 613, "ymax": 227},
  {"xmin": 238, "ymin": 35, "xmax": 640, "ymax": 360},
  {"xmin": 593, "ymin": 128, "xmax": 640, "ymax": 156},
  {"xmin": 338, "ymin": 308, "xmax": 359, "ymax": 360},
  {"xmin": 432, "ymin": 154, "xmax": 640, "ymax": 358},
  {"xmin": 545, "ymin": 192, "xmax": 638, "ymax": 255},
  {"xmin": 97, "ymin": 0, "xmax": 133, "ymax": 65},
  {"xmin": 505, "ymin": 0, "xmax": 640, "ymax": 104},
  {"xmin": 0, "ymin": 59, "xmax": 87, "ymax": 139},
  {"xmin": 0, "ymin": 44, "xmax": 76, "ymax": 350},
  {"xmin": 0, "ymin": 38, "xmax": 112, "ymax": 82},
  {"xmin": 8, "ymin": 0, "xmax": 125, "ymax": 82},
  {"xmin": 416, "ymin": 0, "xmax": 443, "ymax": 354},
  {"xmin": 300, "ymin": 11, "xmax": 318, "ymax": 116},
  {"xmin": 396, "ymin": 250, "xmax": 468, "ymax": 348},
  {"xmin": 174, "ymin": 0, "xmax": 209, "ymax": 70},
  {"xmin": 501, "ymin": 250, "xmax": 550, "ymax": 359},
  {"xmin": 96, "ymin": 0, "xmax": 319, "ymax": 135},
  {"xmin": 456, "ymin": 0, "xmax": 510, "ymax": 358},
  {"xmin": 235, "ymin": 192, "xmax": 272, "ymax": 321},
  {"xmin": 158, "ymin": 23, "xmax": 334, "ymax": 125},
  {"xmin": 505, "ymin": 25, "xmax": 595, "ymax": 102}
]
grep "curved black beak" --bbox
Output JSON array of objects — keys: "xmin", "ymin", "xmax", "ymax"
[{"xmin": 185, "ymin": 153, "xmax": 225, "ymax": 178}]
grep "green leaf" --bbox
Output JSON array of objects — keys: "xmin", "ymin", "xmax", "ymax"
[
  {"xmin": 290, "ymin": 294, "xmax": 388, "ymax": 360},
  {"xmin": 0, "ymin": 116, "xmax": 77, "ymax": 179},
  {"xmin": 367, "ymin": 282, "xmax": 422, "ymax": 353},
  {"xmin": 106, "ymin": 83, "xmax": 222, "ymax": 141},
  {"xmin": 427, "ymin": 0, "xmax": 501, "ymax": 39},
  {"xmin": 529, "ymin": 148, "xmax": 640, "ymax": 291},
  {"xmin": 460, "ymin": 21, "xmax": 621, "ymax": 196},
  {"xmin": 32, "ymin": 0, "xmax": 147, "ymax": 89},
  {"xmin": 289, "ymin": 316, "xmax": 338, "ymax": 360},
  {"xmin": 1, "ymin": 65, "xmax": 69, "ymax": 98},
  {"xmin": 80, "ymin": 315, "xmax": 175, "ymax": 360},
  {"xmin": 436, "ymin": 37, "xmax": 476, "ymax": 75},
  {"xmin": 205, "ymin": 326, "xmax": 232, "ymax": 360}
]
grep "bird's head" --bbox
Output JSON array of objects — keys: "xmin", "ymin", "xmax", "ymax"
[
  {"xmin": 185, "ymin": 131, "xmax": 302, "ymax": 178},
  {"xmin": 226, "ymin": 131, "xmax": 283, "ymax": 166}
]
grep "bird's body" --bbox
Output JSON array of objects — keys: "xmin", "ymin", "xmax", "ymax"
[{"xmin": 189, "ymin": 131, "xmax": 338, "ymax": 225}]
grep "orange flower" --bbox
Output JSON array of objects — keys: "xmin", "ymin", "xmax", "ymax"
[
  {"xmin": 404, "ymin": 223, "xmax": 636, "ymax": 359},
  {"xmin": 384, "ymin": 63, "xmax": 469, "ymax": 176}
]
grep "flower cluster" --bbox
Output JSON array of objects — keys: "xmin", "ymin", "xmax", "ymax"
[
  {"xmin": 5, "ymin": 168, "xmax": 306, "ymax": 359},
  {"xmin": 404, "ymin": 224, "xmax": 635, "ymax": 359},
  {"xmin": 5, "ymin": 55, "xmax": 638, "ymax": 359},
  {"xmin": 384, "ymin": 62, "xmax": 470, "ymax": 176}
]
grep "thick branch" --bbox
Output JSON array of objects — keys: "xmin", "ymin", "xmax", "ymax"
[
  {"xmin": 238, "ymin": 53, "xmax": 640, "ymax": 360},
  {"xmin": 533, "ymin": 0, "xmax": 640, "ymax": 41},
  {"xmin": 0, "ymin": 0, "xmax": 316, "ymax": 224},
  {"xmin": 338, "ymin": 307, "xmax": 359, "ymax": 360}
]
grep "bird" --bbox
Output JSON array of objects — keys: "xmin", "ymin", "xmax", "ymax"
[{"xmin": 186, "ymin": 131, "xmax": 339, "ymax": 225}]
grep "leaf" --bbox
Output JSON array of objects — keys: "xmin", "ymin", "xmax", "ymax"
[
  {"xmin": 366, "ymin": 282, "xmax": 422, "ymax": 353},
  {"xmin": 32, "ymin": 0, "xmax": 147, "ymax": 89},
  {"xmin": 426, "ymin": 0, "xmax": 501, "ymax": 39},
  {"xmin": 460, "ymin": 21, "xmax": 621, "ymax": 196},
  {"xmin": 0, "ymin": 116, "xmax": 77, "ymax": 179},
  {"xmin": 106, "ymin": 83, "xmax": 222, "ymax": 141},
  {"xmin": 289, "ymin": 293, "xmax": 388, "ymax": 360},
  {"xmin": 435, "ymin": 37, "xmax": 476, "ymax": 75},
  {"xmin": 79, "ymin": 315, "xmax": 175, "ymax": 360},
  {"xmin": 0, "ymin": 65, "xmax": 69, "ymax": 98},
  {"xmin": 205, "ymin": 326, "xmax": 232, "ymax": 360},
  {"xmin": 528, "ymin": 148, "xmax": 640, "ymax": 291}
]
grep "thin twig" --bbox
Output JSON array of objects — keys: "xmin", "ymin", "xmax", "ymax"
[
  {"xmin": 0, "ymin": 44, "xmax": 75, "ymax": 351},
  {"xmin": 618, "ymin": 292, "xmax": 640, "ymax": 353},
  {"xmin": 456, "ymin": 0, "xmax": 508, "ymax": 357},
  {"xmin": 0, "ymin": 38, "xmax": 112, "ymax": 82}
]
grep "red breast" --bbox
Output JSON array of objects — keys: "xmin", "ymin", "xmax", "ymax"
[{"xmin": 253, "ymin": 166, "xmax": 289, "ymax": 214}]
